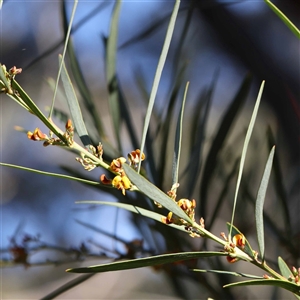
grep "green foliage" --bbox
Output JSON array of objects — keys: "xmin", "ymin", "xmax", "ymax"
[
  {"xmin": 1, "ymin": 0, "xmax": 299, "ymax": 299},
  {"xmin": 67, "ymin": 251, "xmax": 227, "ymax": 274},
  {"xmin": 264, "ymin": 0, "xmax": 300, "ymax": 39},
  {"xmin": 59, "ymin": 55, "xmax": 91, "ymax": 147},
  {"xmin": 255, "ymin": 146, "xmax": 275, "ymax": 261}
]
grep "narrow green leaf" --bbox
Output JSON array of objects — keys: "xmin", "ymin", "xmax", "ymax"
[
  {"xmin": 229, "ymin": 80, "xmax": 265, "ymax": 240},
  {"xmin": 50, "ymin": 0, "xmax": 78, "ymax": 118},
  {"xmin": 0, "ymin": 162, "xmax": 99, "ymax": 185},
  {"xmin": 0, "ymin": 0, "xmax": 3, "ymax": 10},
  {"xmin": 40, "ymin": 274, "xmax": 95, "ymax": 300},
  {"xmin": 193, "ymin": 269, "xmax": 263, "ymax": 279},
  {"xmin": 76, "ymin": 201, "xmax": 187, "ymax": 233},
  {"xmin": 61, "ymin": 2, "xmax": 105, "ymax": 139},
  {"xmin": 67, "ymin": 251, "xmax": 226, "ymax": 273},
  {"xmin": 172, "ymin": 81, "xmax": 189, "ymax": 185},
  {"xmin": 224, "ymin": 279, "xmax": 300, "ymax": 296},
  {"xmin": 59, "ymin": 55, "xmax": 91, "ymax": 147},
  {"xmin": 138, "ymin": 0, "xmax": 181, "ymax": 173},
  {"xmin": 123, "ymin": 164, "xmax": 192, "ymax": 224},
  {"xmin": 278, "ymin": 256, "xmax": 293, "ymax": 279},
  {"xmin": 106, "ymin": 0, "xmax": 122, "ymax": 152},
  {"xmin": 264, "ymin": 0, "xmax": 300, "ymax": 39},
  {"xmin": 255, "ymin": 145, "xmax": 275, "ymax": 260}
]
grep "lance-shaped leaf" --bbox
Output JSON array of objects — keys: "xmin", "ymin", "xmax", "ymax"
[
  {"xmin": 59, "ymin": 55, "xmax": 91, "ymax": 147},
  {"xmin": 67, "ymin": 251, "xmax": 226, "ymax": 273},
  {"xmin": 123, "ymin": 164, "xmax": 192, "ymax": 224},
  {"xmin": 229, "ymin": 80, "xmax": 265, "ymax": 240},
  {"xmin": 278, "ymin": 256, "xmax": 293, "ymax": 279},
  {"xmin": 105, "ymin": 0, "xmax": 122, "ymax": 153},
  {"xmin": 255, "ymin": 146, "xmax": 275, "ymax": 260},
  {"xmin": 49, "ymin": 0, "xmax": 78, "ymax": 119},
  {"xmin": 193, "ymin": 269, "xmax": 263, "ymax": 279},
  {"xmin": 61, "ymin": 1, "xmax": 105, "ymax": 139},
  {"xmin": 224, "ymin": 279, "xmax": 300, "ymax": 296},
  {"xmin": 76, "ymin": 201, "xmax": 187, "ymax": 233},
  {"xmin": 138, "ymin": 0, "xmax": 181, "ymax": 173},
  {"xmin": 172, "ymin": 81, "xmax": 189, "ymax": 185},
  {"xmin": 0, "ymin": 163, "xmax": 99, "ymax": 186},
  {"xmin": 40, "ymin": 274, "xmax": 95, "ymax": 300}
]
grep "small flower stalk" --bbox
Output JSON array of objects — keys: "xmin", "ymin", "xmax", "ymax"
[{"xmin": 75, "ymin": 143, "xmax": 103, "ymax": 171}]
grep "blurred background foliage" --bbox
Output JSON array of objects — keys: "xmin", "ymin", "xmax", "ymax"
[{"xmin": 1, "ymin": 0, "xmax": 299, "ymax": 299}]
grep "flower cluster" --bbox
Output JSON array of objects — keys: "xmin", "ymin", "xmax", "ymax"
[
  {"xmin": 221, "ymin": 232, "xmax": 246, "ymax": 263},
  {"xmin": 100, "ymin": 157, "xmax": 132, "ymax": 195},
  {"xmin": 161, "ymin": 198, "xmax": 200, "ymax": 237},
  {"xmin": 27, "ymin": 119, "xmax": 75, "ymax": 147},
  {"xmin": 162, "ymin": 198, "xmax": 196, "ymax": 225},
  {"xmin": 100, "ymin": 151, "xmax": 145, "ymax": 195}
]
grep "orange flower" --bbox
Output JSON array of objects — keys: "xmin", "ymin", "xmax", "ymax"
[
  {"xmin": 27, "ymin": 128, "xmax": 49, "ymax": 141},
  {"xmin": 100, "ymin": 174, "xmax": 112, "ymax": 185},
  {"xmin": 65, "ymin": 119, "xmax": 73, "ymax": 132},
  {"xmin": 163, "ymin": 212, "xmax": 174, "ymax": 224},
  {"xmin": 177, "ymin": 198, "xmax": 196, "ymax": 221},
  {"xmin": 162, "ymin": 198, "xmax": 197, "ymax": 226},
  {"xmin": 226, "ymin": 256, "xmax": 239, "ymax": 264},
  {"xmin": 110, "ymin": 157, "xmax": 127, "ymax": 173},
  {"xmin": 232, "ymin": 233, "xmax": 246, "ymax": 250},
  {"xmin": 128, "ymin": 149, "xmax": 145, "ymax": 165}
]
